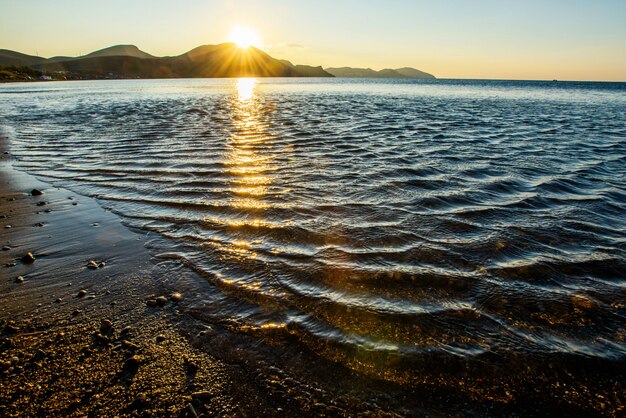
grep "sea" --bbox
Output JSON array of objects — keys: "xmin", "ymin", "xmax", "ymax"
[{"xmin": 1, "ymin": 78, "xmax": 625, "ymax": 412}]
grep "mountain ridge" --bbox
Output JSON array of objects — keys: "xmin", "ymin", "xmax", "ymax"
[{"xmin": 0, "ymin": 44, "xmax": 434, "ymax": 80}]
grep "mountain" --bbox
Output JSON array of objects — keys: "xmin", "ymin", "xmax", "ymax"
[
  {"xmin": 0, "ymin": 43, "xmax": 334, "ymax": 79},
  {"xmin": 325, "ymin": 66, "xmax": 435, "ymax": 79},
  {"xmin": 0, "ymin": 49, "xmax": 47, "ymax": 67},
  {"xmin": 81, "ymin": 44, "xmax": 155, "ymax": 59}
]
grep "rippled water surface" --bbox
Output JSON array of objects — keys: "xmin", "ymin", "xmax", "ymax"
[{"xmin": 1, "ymin": 78, "xmax": 625, "ymax": 397}]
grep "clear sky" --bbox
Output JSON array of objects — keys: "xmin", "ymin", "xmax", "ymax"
[{"xmin": 1, "ymin": 0, "xmax": 625, "ymax": 81}]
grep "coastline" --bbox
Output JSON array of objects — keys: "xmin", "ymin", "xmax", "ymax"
[{"xmin": 0, "ymin": 136, "xmax": 286, "ymax": 416}]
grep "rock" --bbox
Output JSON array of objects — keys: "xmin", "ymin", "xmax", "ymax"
[
  {"xmin": 184, "ymin": 359, "xmax": 199, "ymax": 375},
  {"xmin": 4, "ymin": 225, "xmax": 11, "ymax": 229},
  {"xmin": 87, "ymin": 260, "xmax": 98, "ymax": 270},
  {"xmin": 31, "ymin": 189, "xmax": 44, "ymax": 196},
  {"xmin": 100, "ymin": 319, "xmax": 113, "ymax": 334},
  {"xmin": 54, "ymin": 298, "xmax": 62, "ymax": 303},
  {"xmin": 36, "ymin": 201, "xmax": 47, "ymax": 206},
  {"xmin": 93, "ymin": 332, "xmax": 110, "ymax": 344},
  {"xmin": 2, "ymin": 245, "xmax": 10, "ymax": 251},
  {"xmin": 120, "ymin": 327, "xmax": 133, "ymax": 338},
  {"xmin": 77, "ymin": 289, "xmax": 87, "ymax": 298},
  {"xmin": 146, "ymin": 299, "xmax": 158, "ymax": 307},
  {"xmin": 87, "ymin": 295, "xmax": 96, "ymax": 300},
  {"xmin": 10, "ymin": 356, "xmax": 19, "ymax": 365},
  {"xmin": 171, "ymin": 292, "xmax": 183, "ymax": 302},
  {"xmin": 155, "ymin": 296, "xmax": 168, "ymax": 306},
  {"xmin": 98, "ymin": 261, "xmax": 106, "ymax": 268},
  {"xmin": 122, "ymin": 340, "xmax": 140, "ymax": 351},
  {"xmin": 185, "ymin": 404, "xmax": 199, "ymax": 418},
  {"xmin": 71, "ymin": 309, "xmax": 82, "ymax": 316},
  {"xmin": 122, "ymin": 356, "xmax": 140, "ymax": 375},
  {"xmin": 156, "ymin": 335, "xmax": 166, "ymax": 343},
  {"xmin": 72, "ymin": 202, "xmax": 77, "ymax": 206},
  {"xmin": 21, "ymin": 252, "xmax": 36, "ymax": 263},
  {"xmin": 191, "ymin": 391, "xmax": 212, "ymax": 400},
  {"xmin": 5, "ymin": 262, "xmax": 17, "ymax": 267},
  {"xmin": 15, "ymin": 276, "xmax": 24, "ymax": 284}
]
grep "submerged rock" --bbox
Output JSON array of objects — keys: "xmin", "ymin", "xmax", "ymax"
[
  {"xmin": 21, "ymin": 252, "xmax": 36, "ymax": 263},
  {"xmin": 30, "ymin": 189, "xmax": 43, "ymax": 196}
]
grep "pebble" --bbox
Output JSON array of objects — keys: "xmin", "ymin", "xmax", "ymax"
[
  {"xmin": 71, "ymin": 309, "xmax": 82, "ymax": 316},
  {"xmin": 184, "ymin": 359, "xmax": 199, "ymax": 375},
  {"xmin": 5, "ymin": 262, "xmax": 17, "ymax": 267},
  {"xmin": 77, "ymin": 289, "xmax": 87, "ymax": 298},
  {"xmin": 120, "ymin": 327, "xmax": 133, "ymax": 338},
  {"xmin": 156, "ymin": 335, "xmax": 166, "ymax": 343},
  {"xmin": 4, "ymin": 225, "xmax": 11, "ymax": 229},
  {"xmin": 31, "ymin": 189, "xmax": 44, "ymax": 196},
  {"xmin": 10, "ymin": 356, "xmax": 19, "ymax": 365},
  {"xmin": 54, "ymin": 298, "xmax": 62, "ymax": 303},
  {"xmin": 2, "ymin": 245, "xmax": 10, "ymax": 251},
  {"xmin": 191, "ymin": 391, "xmax": 212, "ymax": 400},
  {"xmin": 36, "ymin": 201, "xmax": 47, "ymax": 206},
  {"xmin": 98, "ymin": 261, "xmax": 106, "ymax": 268},
  {"xmin": 100, "ymin": 319, "xmax": 113, "ymax": 334},
  {"xmin": 155, "ymin": 296, "xmax": 168, "ymax": 306},
  {"xmin": 87, "ymin": 260, "xmax": 99, "ymax": 270},
  {"xmin": 146, "ymin": 299, "xmax": 158, "ymax": 307},
  {"xmin": 22, "ymin": 252, "xmax": 36, "ymax": 263},
  {"xmin": 86, "ymin": 295, "xmax": 96, "ymax": 300},
  {"xmin": 15, "ymin": 276, "xmax": 24, "ymax": 284},
  {"xmin": 170, "ymin": 292, "xmax": 183, "ymax": 302},
  {"xmin": 122, "ymin": 356, "xmax": 140, "ymax": 375},
  {"xmin": 4, "ymin": 324, "xmax": 19, "ymax": 334},
  {"xmin": 122, "ymin": 340, "xmax": 140, "ymax": 351}
]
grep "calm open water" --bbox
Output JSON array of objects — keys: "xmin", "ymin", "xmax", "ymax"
[{"xmin": 1, "ymin": 78, "xmax": 625, "ymax": 409}]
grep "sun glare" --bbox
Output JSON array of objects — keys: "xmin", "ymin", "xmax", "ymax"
[{"xmin": 228, "ymin": 26, "xmax": 260, "ymax": 49}]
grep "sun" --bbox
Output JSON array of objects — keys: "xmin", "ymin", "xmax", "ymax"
[{"xmin": 228, "ymin": 26, "xmax": 260, "ymax": 49}]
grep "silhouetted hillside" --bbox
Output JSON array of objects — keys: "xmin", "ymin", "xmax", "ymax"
[
  {"xmin": 0, "ymin": 43, "xmax": 335, "ymax": 79},
  {"xmin": 325, "ymin": 66, "xmax": 435, "ymax": 79},
  {"xmin": 0, "ymin": 49, "xmax": 47, "ymax": 67}
]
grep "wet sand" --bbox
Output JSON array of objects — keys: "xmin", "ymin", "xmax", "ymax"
[{"xmin": 0, "ymin": 140, "xmax": 299, "ymax": 417}]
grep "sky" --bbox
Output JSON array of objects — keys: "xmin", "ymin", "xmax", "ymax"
[{"xmin": 1, "ymin": 0, "xmax": 625, "ymax": 81}]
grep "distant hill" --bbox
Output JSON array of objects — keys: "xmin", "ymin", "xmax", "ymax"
[
  {"xmin": 0, "ymin": 49, "xmax": 47, "ymax": 67},
  {"xmin": 80, "ymin": 44, "xmax": 156, "ymax": 59},
  {"xmin": 0, "ymin": 43, "xmax": 335, "ymax": 79},
  {"xmin": 325, "ymin": 66, "xmax": 435, "ymax": 79}
]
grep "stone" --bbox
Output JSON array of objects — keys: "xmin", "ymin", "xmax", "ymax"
[
  {"xmin": 98, "ymin": 261, "xmax": 106, "ymax": 268},
  {"xmin": 87, "ymin": 260, "xmax": 98, "ymax": 270},
  {"xmin": 100, "ymin": 319, "xmax": 113, "ymax": 334},
  {"xmin": 30, "ymin": 189, "xmax": 44, "ymax": 196},
  {"xmin": 191, "ymin": 391, "xmax": 212, "ymax": 400},
  {"xmin": 146, "ymin": 299, "xmax": 158, "ymax": 307},
  {"xmin": 170, "ymin": 292, "xmax": 182, "ymax": 302},
  {"xmin": 155, "ymin": 296, "xmax": 168, "ymax": 306},
  {"xmin": 184, "ymin": 359, "xmax": 199, "ymax": 375},
  {"xmin": 156, "ymin": 335, "xmax": 166, "ymax": 343},
  {"xmin": 2, "ymin": 246, "xmax": 10, "ymax": 251},
  {"xmin": 15, "ymin": 276, "xmax": 24, "ymax": 284},
  {"xmin": 77, "ymin": 289, "xmax": 87, "ymax": 298},
  {"xmin": 22, "ymin": 252, "xmax": 36, "ymax": 263},
  {"xmin": 122, "ymin": 356, "xmax": 140, "ymax": 375}
]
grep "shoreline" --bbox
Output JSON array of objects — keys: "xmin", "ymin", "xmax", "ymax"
[{"xmin": 0, "ymin": 138, "xmax": 291, "ymax": 416}]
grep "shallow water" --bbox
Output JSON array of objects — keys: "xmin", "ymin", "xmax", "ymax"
[{"xmin": 1, "ymin": 78, "xmax": 625, "ymax": 398}]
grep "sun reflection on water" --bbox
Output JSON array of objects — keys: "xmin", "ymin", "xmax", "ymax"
[{"xmin": 237, "ymin": 77, "xmax": 257, "ymax": 101}]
